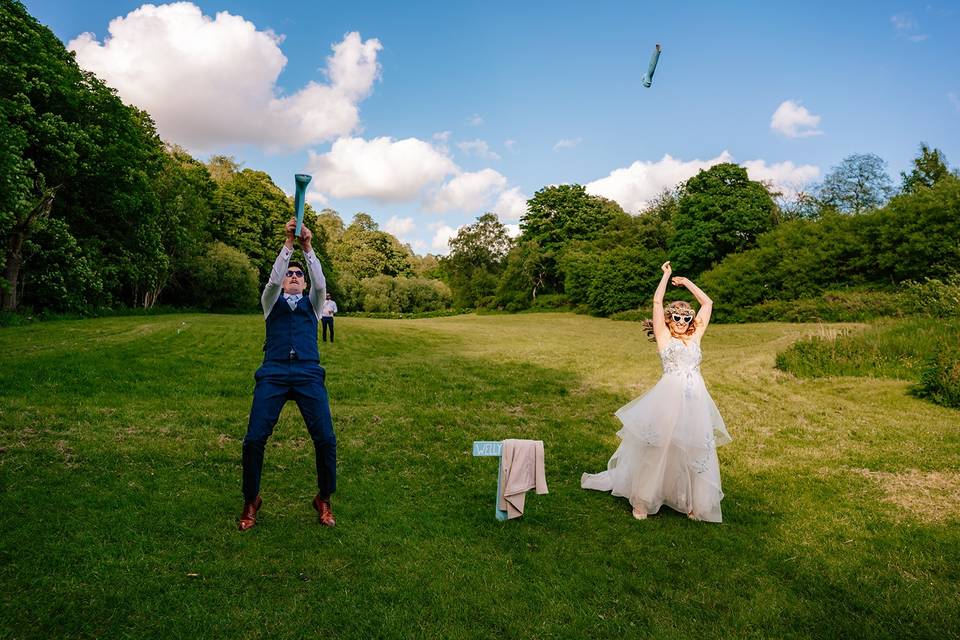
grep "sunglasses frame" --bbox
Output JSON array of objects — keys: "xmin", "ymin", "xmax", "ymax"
[
  {"xmin": 285, "ymin": 270, "xmax": 305, "ymax": 278},
  {"xmin": 671, "ymin": 313, "xmax": 693, "ymax": 323}
]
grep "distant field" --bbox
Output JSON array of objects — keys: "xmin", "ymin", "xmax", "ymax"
[{"xmin": 1, "ymin": 313, "xmax": 957, "ymax": 639}]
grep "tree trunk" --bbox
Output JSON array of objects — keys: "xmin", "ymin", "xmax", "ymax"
[
  {"xmin": 1, "ymin": 187, "xmax": 60, "ymax": 312},
  {"xmin": 1, "ymin": 232, "xmax": 25, "ymax": 311},
  {"xmin": 143, "ymin": 281, "xmax": 165, "ymax": 310}
]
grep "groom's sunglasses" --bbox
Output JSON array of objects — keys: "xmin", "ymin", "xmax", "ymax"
[
  {"xmin": 671, "ymin": 314, "xmax": 693, "ymax": 323},
  {"xmin": 285, "ymin": 270, "xmax": 304, "ymax": 278}
]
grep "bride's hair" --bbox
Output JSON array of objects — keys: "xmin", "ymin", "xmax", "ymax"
[{"xmin": 642, "ymin": 301, "xmax": 698, "ymax": 341}]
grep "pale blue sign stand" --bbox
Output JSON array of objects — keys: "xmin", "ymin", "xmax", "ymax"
[{"xmin": 472, "ymin": 440, "xmax": 508, "ymax": 521}]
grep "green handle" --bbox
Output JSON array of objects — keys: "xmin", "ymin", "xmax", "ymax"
[{"xmin": 294, "ymin": 174, "xmax": 311, "ymax": 237}]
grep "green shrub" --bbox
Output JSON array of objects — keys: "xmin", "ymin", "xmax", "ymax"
[
  {"xmin": 913, "ymin": 341, "xmax": 960, "ymax": 408},
  {"xmin": 359, "ymin": 275, "xmax": 452, "ymax": 313},
  {"xmin": 403, "ymin": 277, "xmax": 453, "ymax": 313},
  {"xmin": 474, "ymin": 295, "xmax": 497, "ymax": 309},
  {"xmin": 900, "ymin": 275, "xmax": 960, "ymax": 316},
  {"xmin": 715, "ymin": 290, "xmax": 907, "ymax": 323},
  {"xmin": 530, "ymin": 293, "xmax": 570, "ymax": 310},
  {"xmin": 586, "ymin": 247, "xmax": 664, "ymax": 316},
  {"xmin": 609, "ymin": 309, "xmax": 650, "ymax": 323},
  {"xmin": 191, "ymin": 242, "xmax": 259, "ymax": 311},
  {"xmin": 775, "ymin": 317, "xmax": 960, "ymax": 409},
  {"xmin": 20, "ymin": 217, "xmax": 104, "ymax": 314},
  {"xmin": 334, "ymin": 273, "xmax": 364, "ymax": 312}
]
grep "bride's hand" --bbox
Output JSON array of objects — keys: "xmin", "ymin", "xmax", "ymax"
[
  {"xmin": 661, "ymin": 261, "xmax": 672, "ymax": 275},
  {"xmin": 671, "ymin": 276, "xmax": 689, "ymax": 288}
]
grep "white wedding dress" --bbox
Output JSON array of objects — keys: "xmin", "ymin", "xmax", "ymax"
[{"xmin": 581, "ymin": 337, "xmax": 732, "ymax": 522}]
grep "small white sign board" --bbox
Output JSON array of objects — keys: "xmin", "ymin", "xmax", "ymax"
[{"xmin": 472, "ymin": 441, "xmax": 507, "ymax": 521}]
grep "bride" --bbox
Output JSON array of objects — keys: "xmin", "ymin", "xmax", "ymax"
[{"xmin": 581, "ymin": 261, "xmax": 732, "ymax": 522}]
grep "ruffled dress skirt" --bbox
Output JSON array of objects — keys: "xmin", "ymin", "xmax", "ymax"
[{"xmin": 582, "ymin": 347, "xmax": 731, "ymax": 522}]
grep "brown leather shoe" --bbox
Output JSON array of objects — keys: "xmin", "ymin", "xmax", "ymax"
[
  {"xmin": 312, "ymin": 495, "xmax": 336, "ymax": 527},
  {"xmin": 238, "ymin": 495, "xmax": 262, "ymax": 531}
]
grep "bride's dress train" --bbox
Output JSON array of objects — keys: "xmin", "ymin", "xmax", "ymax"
[{"xmin": 581, "ymin": 337, "xmax": 731, "ymax": 522}]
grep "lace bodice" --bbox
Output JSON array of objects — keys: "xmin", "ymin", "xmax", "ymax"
[{"xmin": 660, "ymin": 337, "xmax": 702, "ymax": 375}]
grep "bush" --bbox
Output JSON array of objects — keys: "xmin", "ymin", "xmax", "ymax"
[
  {"xmin": 475, "ymin": 295, "xmax": 497, "ymax": 309},
  {"xmin": 900, "ymin": 275, "xmax": 960, "ymax": 316},
  {"xmin": 190, "ymin": 242, "xmax": 259, "ymax": 311},
  {"xmin": 358, "ymin": 275, "xmax": 452, "ymax": 313},
  {"xmin": 403, "ymin": 278, "xmax": 452, "ymax": 313},
  {"xmin": 529, "ymin": 293, "xmax": 571, "ymax": 310},
  {"xmin": 609, "ymin": 309, "xmax": 649, "ymax": 323},
  {"xmin": 913, "ymin": 341, "xmax": 960, "ymax": 408},
  {"xmin": 586, "ymin": 247, "xmax": 665, "ymax": 316},
  {"xmin": 334, "ymin": 273, "xmax": 364, "ymax": 312},
  {"xmin": 775, "ymin": 317, "xmax": 960, "ymax": 409},
  {"xmin": 715, "ymin": 290, "xmax": 907, "ymax": 323},
  {"xmin": 20, "ymin": 217, "xmax": 104, "ymax": 314}
]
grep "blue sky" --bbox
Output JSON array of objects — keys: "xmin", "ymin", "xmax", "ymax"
[{"xmin": 24, "ymin": 1, "xmax": 960, "ymax": 254}]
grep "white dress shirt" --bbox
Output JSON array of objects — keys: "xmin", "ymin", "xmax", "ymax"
[{"xmin": 260, "ymin": 245, "xmax": 326, "ymax": 322}]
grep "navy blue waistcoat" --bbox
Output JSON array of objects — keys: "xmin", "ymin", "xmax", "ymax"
[{"xmin": 263, "ymin": 294, "xmax": 320, "ymax": 362}]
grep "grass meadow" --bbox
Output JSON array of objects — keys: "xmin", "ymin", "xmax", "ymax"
[{"xmin": 1, "ymin": 313, "xmax": 958, "ymax": 639}]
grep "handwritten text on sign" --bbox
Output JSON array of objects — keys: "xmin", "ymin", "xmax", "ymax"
[{"xmin": 472, "ymin": 441, "xmax": 503, "ymax": 457}]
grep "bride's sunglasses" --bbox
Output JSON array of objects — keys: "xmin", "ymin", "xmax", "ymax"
[{"xmin": 671, "ymin": 314, "xmax": 693, "ymax": 323}]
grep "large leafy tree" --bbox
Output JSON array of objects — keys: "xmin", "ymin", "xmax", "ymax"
[
  {"xmin": 442, "ymin": 212, "xmax": 512, "ymax": 307},
  {"xmin": 330, "ymin": 213, "xmax": 413, "ymax": 280},
  {"xmin": 496, "ymin": 240, "xmax": 549, "ymax": 309},
  {"xmin": 1, "ymin": 0, "xmax": 94, "ymax": 309},
  {"xmin": 2, "ymin": 0, "xmax": 169, "ymax": 311},
  {"xmin": 519, "ymin": 184, "xmax": 628, "ymax": 291},
  {"xmin": 817, "ymin": 153, "xmax": 895, "ymax": 214},
  {"xmin": 900, "ymin": 143, "xmax": 953, "ymax": 194},
  {"xmin": 147, "ymin": 145, "xmax": 217, "ymax": 307},
  {"xmin": 876, "ymin": 173, "xmax": 960, "ymax": 282},
  {"xmin": 209, "ymin": 166, "xmax": 294, "ymax": 283},
  {"xmin": 669, "ymin": 163, "xmax": 778, "ymax": 277}
]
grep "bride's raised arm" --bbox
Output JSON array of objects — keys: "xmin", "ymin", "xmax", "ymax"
[{"xmin": 652, "ymin": 262, "xmax": 672, "ymax": 350}]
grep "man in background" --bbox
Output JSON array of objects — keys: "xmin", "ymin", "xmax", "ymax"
[{"xmin": 321, "ymin": 293, "xmax": 338, "ymax": 342}]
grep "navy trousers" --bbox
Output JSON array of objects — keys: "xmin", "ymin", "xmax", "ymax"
[
  {"xmin": 321, "ymin": 316, "xmax": 334, "ymax": 342},
  {"xmin": 242, "ymin": 360, "xmax": 336, "ymax": 502}
]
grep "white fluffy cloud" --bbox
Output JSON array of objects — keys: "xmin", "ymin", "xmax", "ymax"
[
  {"xmin": 554, "ymin": 137, "xmax": 582, "ymax": 150},
  {"xmin": 587, "ymin": 152, "xmax": 733, "ymax": 213},
  {"xmin": 492, "ymin": 187, "xmax": 528, "ymax": 222},
  {"xmin": 68, "ymin": 3, "xmax": 380, "ymax": 151},
  {"xmin": 426, "ymin": 169, "xmax": 508, "ymax": 213},
  {"xmin": 306, "ymin": 191, "xmax": 329, "ymax": 206},
  {"xmin": 457, "ymin": 139, "xmax": 501, "ymax": 160},
  {"xmin": 384, "ymin": 215, "xmax": 415, "ymax": 237},
  {"xmin": 586, "ymin": 152, "xmax": 820, "ymax": 212},
  {"xmin": 770, "ymin": 100, "xmax": 823, "ymax": 138},
  {"xmin": 429, "ymin": 222, "xmax": 461, "ymax": 254},
  {"xmin": 741, "ymin": 159, "xmax": 821, "ymax": 200},
  {"xmin": 307, "ymin": 136, "xmax": 457, "ymax": 201}
]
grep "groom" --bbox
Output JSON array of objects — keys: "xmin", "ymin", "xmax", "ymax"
[{"xmin": 239, "ymin": 218, "xmax": 337, "ymax": 530}]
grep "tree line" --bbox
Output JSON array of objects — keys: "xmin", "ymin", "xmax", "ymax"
[
  {"xmin": 1, "ymin": 1, "xmax": 449, "ymax": 316},
  {"xmin": 442, "ymin": 148, "xmax": 959, "ymax": 320}
]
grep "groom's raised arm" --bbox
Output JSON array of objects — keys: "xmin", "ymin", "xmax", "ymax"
[
  {"xmin": 261, "ymin": 219, "xmax": 296, "ymax": 318},
  {"xmin": 299, "ymin": 224, "xmax": 327, "ymax": 322}
]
